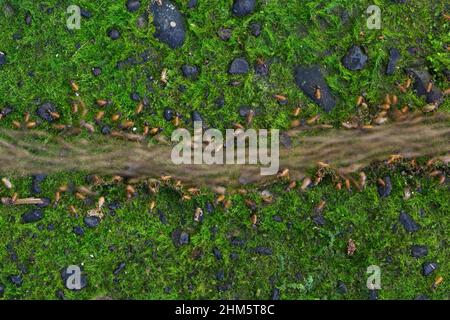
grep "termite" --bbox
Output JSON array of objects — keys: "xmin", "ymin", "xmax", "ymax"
[
  {"xmin": 314, "ymin": 86, "xmax": 321, "ymax": 100},
  {"xmin": 277, "ymin": 168, "xmax": 289, "ymax": 179},
  {"xmin": 347, "ymin": 239, "xmax": 356, "ymax": 256},
  {"xmin": 246, "ymin": 110, "xmax": 255, "ymax": 125},
  {"xmin": 26, "ymin": 121, "xmax": 37, "ymax": 129},
  {"xmin": 316, "ymin": 200, "xmax": 326, "ymax": 213},
  {"xmin": 161, "ymin": 68, "xmax": 168, "ymax": 84},
  {"xmin": 307, "ymin": 115, "xmax": 320, "ymax": 125},
  {"xmin": 250, "ymin": 214, "xmax": 257, "ymax": 226},
  {"xmin": 121, "ymin": 120, "xmax": 134, "ymax": 130},
  {"xmin": 290, "ymin": 119, "xmax": 300, "ymax": 128},
  {"xmin": 293, "ymin": 107, "xmax": 301, "ymax": 116},
  {"xmin": 359, "ymin": 172, "xmax": 367, "ymax": 189},
  {"xmin": 356, "ymin": 95, "xmax": 364, "ymax": 106},
  {"xmin": 426, "ymin": 81, "xmax": 433, "ymax": 93},
  {"xmin": 24, "ymin": 112, "xmax": 30, "ymax": 123},
  {"xmin": 172, "ymin": 116, "xmax": 180, "ymax": 127},
  {"xmin": 112, "ymin": 113, "xmax": 121, "ymax": 121},
  {"xmin": 96, "ymin": 99, "xmax": 108, "ymax": 107},
  {"xmin": 160, "ymin": 175, "xmax": 172, "ymax": 182},
  {"xmin": 12, "ymin": 121, "xmax": 21, "ymax": 129},
  {"xmin": 72, "ymin": 102, "xmax": 79, "ymax": 113},
  {"xmin": 80, "ymin": 121, "xmax": 95, "ymax": 133},
  {"xmin": 286, "ymin": 180, "xmax": 297, "ymax": 191},
  {"xmin": 194, "ymin": 208, "xmax": 203, "ymax": 222},
  {"xmin": 423, "ymin": 103, "xmax": 437, "ymax": 113},
  {"xmin": 98, "ymin": 196, "xmax": 105, "ymax": 209},
  {"xmin": 69, "ymin": 80, "xmax": 79, "ymax": 92},
  {"xmin": 2, "ymin": 178, "xmax": 13, "ymax": 189},
  {"xmin": 391, "ymin": 95, "xmax": 398, "ymax": 105},
  {"xmin": 300, "ymin": 177, "xmax": 311, "ymax": 191},
  {"xmin": 345, "ymin": 178, "xmax": 351, "ymax": 191},
  {"xmin": 75, "ymin": 192, "xmax": 86, "ymax": 200},
  {"xmin": 54, "ymin": 191, "xmax": 61, "ymax": 204},
  {"xmin": 384, "ymin": 94, "xmax": 391, "ymax": 105},
  {"xmin": 149, "ymin": 201, "xmax": 156, "ymax": 211},
  {"xmin": 135, "ymin": 102, "xmax": 144, "ymax": 114},
  {"xmin": 274, "ymin": 94, "xmax": 287, "ymax": 102},
  {"xmin": 405, "ymin": 77, "xmax": 412, "ymax": 89},
  {"xmin": 49, "ymin": 111, "xmax": 60, "ymax": 119},
  {"xmin": 95, "ymin": 111, "xmax": 105, "ymax": 121},
  {"xmin": 432, "ymin": 276, "xmax": 443, "ymax": 289},
  {"xmin": 336, "ymin": 182, "xmax": 342, "ymax": 190},
  {"xmin": 69, "ymin": 205, "xmax": 77, "ymax": 215},
  {"xmin": 143, "ymin": 123, "xmax": 150, "ymax": 136}
]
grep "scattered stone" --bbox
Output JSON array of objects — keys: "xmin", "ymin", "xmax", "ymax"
[
  {"xmin": 232, "ymin": 0, "xmax": 256, "ymax": 17},
  {"xmin": 113, "ymin": 262, "xmax": 126, "ymax": 275},
  {"xmin": 126, "ymin": 0, "xmax": 140, "ymax": 12},
  {"xmin": 255, "ymin": 60, "xmax": 269, "ymax": 76},
  {"xmin": 84, "ymin": 216, "xmax": 100, "ymax": 228},
  {"xmin": 191, "ymin": 110, "xmax": 203, "ymax": 123},
  {"xmin": 271, "ymin": 288, "xmax": 280, "ymax": 300},
  {"xmin": 73, "ymin": 226, "xmax": 85, "ymax": 236},
  {"xmin": 136, "ymin": 14, "xmax": 148, "ymax": 28},
  {"xmin": 130, "ymin": 92, "xmax": 140, "ymax": 101},
  {"xmin": 337, "ymin": 280, "xmax": 348, "ymax": 295},
  {"xmin": 342, "ymin": 45, "xmax": 368, "ymax": 71},
  {"xmin": 294, "ymin": 65, "xmax": 336, "ymax": 112},
  {"xmin": 163, "ymin": 108, "xmax": 174, "ymax": 121},
  {"xmin": 377, "ymin": 176, "xmax": 392, "ymax": 197},
  {"xmin": 36, "ymin": 198, "xmax": 51, "ymax": 208},
  {"xmin": 254, "ymin": 246, "xmax": 272, "ymax": 255},
  {"xmin": 217, "ymin": 283, "xmax": 231, "ymax": 292},
  {"xmin": 0, "ymin": 105, "xmax": 13, "ymax": 118},
  {"xmin": 0, "ymin": 284, "xmax": 4, "ymax": 297},
  {"xmin": 312, "ymin": 214, "xmax": 326, "ymax": 226},
  {"xmin": 213, "ymin": 248, "xmax": 222, "ymax": 260},
  {"xmin": 36, "ymin": 102, "xmax": 58, "ymax": 122},
  {"xmin": 61, "ymin": 266, "xmax": 87, "ymax": 290},
  {"xmin": 0, "ymin": 51, "xmax": 7, "ymax": 68},
  {"xmin": 188, "ymin": 0, "xmax": 198, "ymax": 9},
  {"xmin": 216, "ymin": 269, "xmax": 225, "ymax": 281},
  {"xmin": 272, "ymin": 215, "xmax": 283, "ymax": 222},
  {"xmin": 422, "ymin": 262, "xmax": 438, "ymax": 276},
  {"xmin": 414, "ymin": 294, "xmax": 429, "ymax": 300},
  {"xmin": 92, "ymin": 67, "xmax": 102, "ymax": 76},
  {"xmin": 386, "ymin": 48, "xmax": 400, "ymax": 75},
  {"xmin": 25, "ymin": 11, "xmax": 32, "ymax": 25},
  {"xmin": 399, "ymin": 211, "xmax": 420, "ymax": 233},
  {"xmin": 151, "ymin": 0, "xmax": 186, "ymax": 49},
  {"xmin": 9, "ymin": 275, "xmax": 22, "ymax": 287},
  {"xmin": 172, "ymin": 229, "xmax": 189, "ymax": 246},
  {"xmin": 250, "ymin": 23, "xmax": 261, "ymax": 36},
  {"xmin": 101, "ymin": 125, "xmax": 111, "ymax": 135},
  {"xmin": 405, "ymin": 68, "xmax": 443, "ymax": 105},
  {"xmin": 158, "ymin": 210, "xmax": 168, "ymax": 224},
  {"xmin": 368, "ymin": 289, "xmax": 378, "ymax": 300},
  {"xmin": 31, "ymin": 174, "xmax": 46, "ymax": 195},
  {"xmin": 179, "ymin": 231, "xmax": 189, "ymax": 245},
  {"xmin": 229, "ymin": 58, "xmax": 249, "ymax": 74},
  {"xmin": 181, "ymin": 64, "xmax": 199, "ymax": 79},
  {"xmin": 80, "ymin": 8, "xmax": 92, "ymax": 19},
  {"xmin": 21, "ymin": 209, "xmax": 44, "ymax": 223},
  {"xmin": 108, "ymin": 28, "xmax": 120, "ymax": 40},
  {"xmin": 411, "ymin": 245, "xmax": 428, "ymax": 258},
  {"xmin": 218, "ymin": 27, "xmax": 232, "ymax": 41}
]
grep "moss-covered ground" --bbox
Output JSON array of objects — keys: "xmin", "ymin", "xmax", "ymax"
[{"xmin": 0, "ymin": 0, "xmax": 448, "ymax": 299}]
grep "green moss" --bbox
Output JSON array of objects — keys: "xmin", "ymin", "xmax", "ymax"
[{"xmin": 0, "ymin": 0, "xmax": 449, "ymax": 299}]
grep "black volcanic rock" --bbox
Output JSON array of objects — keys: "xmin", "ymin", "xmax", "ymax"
[
  {"xmin": 22, "ymin": 209, "xmax": 44, "ymax": 223},
  {"xmin": 399, "ymin": 211, "xmax": 420, "ymax": 233},
  {"xmin": 229, "ymin": 58, "xmax": 249, "ymax": 74},
  {"xmin": 232, "ymin": 0, "xmax": 256, "ymax": 17},
  {"xmin": 386, "ymin": 48, "xmax": 400, "ymax": 75},
  {"xmin": 151, "ymin": 0, "xmax": 186, "ymax": 49},
  {"xmin": 405, "ymin": 68, "xmax": 443, "ymax": 105},
  {"xmin": 342, "ymin": 45, "xmax": 368, "ymax": 71},
  {"xmin": 294, "ymin": 65, "xmax": 336, "ymax": 112}
]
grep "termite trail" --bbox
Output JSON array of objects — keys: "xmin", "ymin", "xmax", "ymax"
[{"xmin": 0, "ymin": 113, "xmax": 448, "ymax": 187}]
